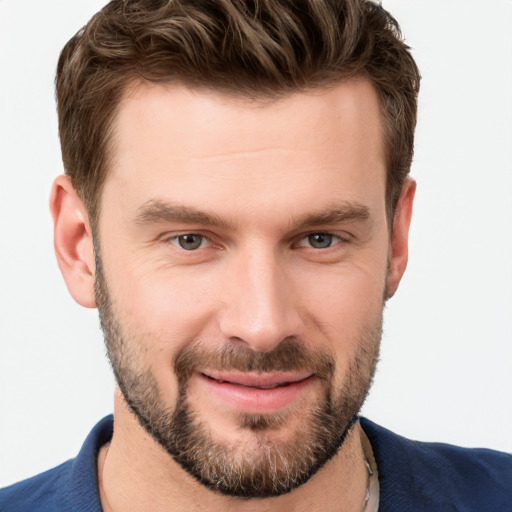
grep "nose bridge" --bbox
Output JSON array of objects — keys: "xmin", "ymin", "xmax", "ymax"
[{"xmin": 219, "ymin": 242, "xmax": 301, "ymax": 352}]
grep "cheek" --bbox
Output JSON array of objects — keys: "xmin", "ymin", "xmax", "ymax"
[
  {"xmin": 301, "ymin": 259, "xmax": 386, "ymax": 319},
  {"xmin": 296, "ymin": 262, "xmax": 386, "ymax": 365},
  {"xmin": 105, "ymin": 255, "xmax": 221, "ymax": 359}
]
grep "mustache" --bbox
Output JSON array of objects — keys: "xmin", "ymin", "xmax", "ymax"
[{"xmin": 174, "ymin": 337, "xmax": 335, "ymax": 384}]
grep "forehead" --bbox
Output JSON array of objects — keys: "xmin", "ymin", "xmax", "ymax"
[
  {"xmin": 103, "ymin": 79, "xmax": 386, "ymax": 228},
  {"xmin": 114, "ymin": 78, "xmax": 384, "ymax": 161}
]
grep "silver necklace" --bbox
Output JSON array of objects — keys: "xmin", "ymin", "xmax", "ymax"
[
  {"xmin": 361, "ymin": 431, "xmax": 379, "ymax": 512},
  {"xmin": 362, "ymin": 454, "xmax": 374, "ymax": 511}
]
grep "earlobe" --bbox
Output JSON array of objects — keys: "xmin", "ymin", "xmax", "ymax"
[
  {"xmin": 50, "ymin": 175, "xmax": 97, "ymax": 308},
  {"xmin": 385, "ymin": 178, "xmax": 416, "ymax": 299}
]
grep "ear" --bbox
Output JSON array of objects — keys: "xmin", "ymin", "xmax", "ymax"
[
  {"xmin": 49, "ymin": 175, "xmax": 97, "ymax": 308},
  {"xmin": 385, "ymin": 178, "xmax": 416, "ymax": 299}
]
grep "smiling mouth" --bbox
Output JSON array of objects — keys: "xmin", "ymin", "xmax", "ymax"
[
  {"xmin": 202, "ymin": 375, "xmax": 307, "ymax": 389},
  {"xmin": 197, "ymin": 370, "xmax": 316, "ymax": 413},
  {"xmin": 200, "ymin": 370, "xmax": 313, "ymax": 389}
]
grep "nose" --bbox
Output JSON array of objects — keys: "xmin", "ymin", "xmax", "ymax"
[{"xmin": 218, "ymin": 246, "xmax": 303, "ymax": 353}]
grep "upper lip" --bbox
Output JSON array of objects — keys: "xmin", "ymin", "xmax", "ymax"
[{"xmin": 200, "ymin": 370, "xmax": 313, "ymax": 388}]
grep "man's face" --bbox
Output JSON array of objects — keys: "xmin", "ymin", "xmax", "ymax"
[{"xmin": 95, "ymin": 79, "xmax": 390, "ymax": 497}]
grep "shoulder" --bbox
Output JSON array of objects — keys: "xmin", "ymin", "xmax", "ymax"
[
  {"xmin": 360, "ymin": 417, "xmax": 512, "ymax": 512},
  {"xmin": 0, "ymin": 461, "xmax": 74, "ymax": 512},
  {"xmin": 0, "ymin": 415, "xmax": 113, "ymax": 512}
]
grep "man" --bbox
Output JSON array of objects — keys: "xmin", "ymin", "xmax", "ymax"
[{"xmin": 1, "ymin": 0, "xmax": 510, "ymax": 511}]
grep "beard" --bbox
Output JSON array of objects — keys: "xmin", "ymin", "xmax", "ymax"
[{"xmin": 94, "ymin": 251, "xmax": 382, "ymax": 499}]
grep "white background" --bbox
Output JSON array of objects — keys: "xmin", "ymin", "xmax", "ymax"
[{"xmin": 1, "ymin": 0, "xmax": 511, "ymax": 487}]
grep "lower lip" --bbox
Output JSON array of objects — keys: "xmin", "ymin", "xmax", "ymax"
[{"xmin": 197, "ymin": 373, "xmax": 316, "ymax": 413}]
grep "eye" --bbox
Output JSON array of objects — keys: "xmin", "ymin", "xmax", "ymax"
[
  {"xmin": 170, "ymin": 234, "xmax": 209, "ymax": 251},
  {"xmin": 297, "ymin": 233, "xmax": 342, "ymax": 249}
]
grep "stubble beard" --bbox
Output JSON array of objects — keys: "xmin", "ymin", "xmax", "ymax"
[{"xmin": 94, "ymin": 252, "xmax": 382, "ymax": 498}]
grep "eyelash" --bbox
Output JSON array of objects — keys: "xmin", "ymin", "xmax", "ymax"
[
  {"xmin": 168, "ymin": 233, "xmax": 213, "ymax": 251},
  {"xmin": 166, "ymin": 232, "xmax": 348, "ymax": 252},
  {"xmin": 295, "ymin": 233, "xmax": 345, "ymax": 249}
]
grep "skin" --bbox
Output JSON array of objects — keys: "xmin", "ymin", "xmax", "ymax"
[{"xmin": 50, "ymin": 78, "xmax": 415, "ymax": 512}]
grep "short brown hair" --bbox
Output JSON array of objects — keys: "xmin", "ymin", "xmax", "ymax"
[{"xmin": 56, "ymin": 0, "xmax": 420, "ymax": 228}]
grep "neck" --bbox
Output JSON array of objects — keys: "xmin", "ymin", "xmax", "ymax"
[{"xmin": 98, "ymin": 390, "xmax": 370, "ymax": 512}]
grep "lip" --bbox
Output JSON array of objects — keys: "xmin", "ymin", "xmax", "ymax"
[{"xmin": 197, "ymin": 370, "xmax": 316, "ymax": 413}]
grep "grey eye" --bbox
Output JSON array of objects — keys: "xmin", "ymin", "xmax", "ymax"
[
  {"xmin": 307, "ymin": 233, "xmax": 334, "ymax": 249},
  {"xmin": 176, "ymin": 234, "xmax": 205, "ymax": 250}
]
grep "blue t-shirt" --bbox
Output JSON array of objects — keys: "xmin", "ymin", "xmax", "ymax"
[{"xmin": 1, "ymin": 415, "xmax": 511, "ymax": 511}]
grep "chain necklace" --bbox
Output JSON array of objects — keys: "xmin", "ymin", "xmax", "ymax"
[
  {"xmin": 361, "ymin": 431, "xmax": 379, "ymax": 512},
  {"xmin": 362, "ymin": 454, "xmax": 374, "ymax": 510}
]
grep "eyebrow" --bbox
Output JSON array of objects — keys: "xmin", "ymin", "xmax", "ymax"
[
  {"xmin": 133, "ymin": 199, "xmax": 236, "ymax": 229},
  {"xmin": 133, "ymin": 199, "xmax": 370, "ymax": 230},
  {"xmin": 293, "ymin": 202, "xmax": 370, "ymax": 229}
]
